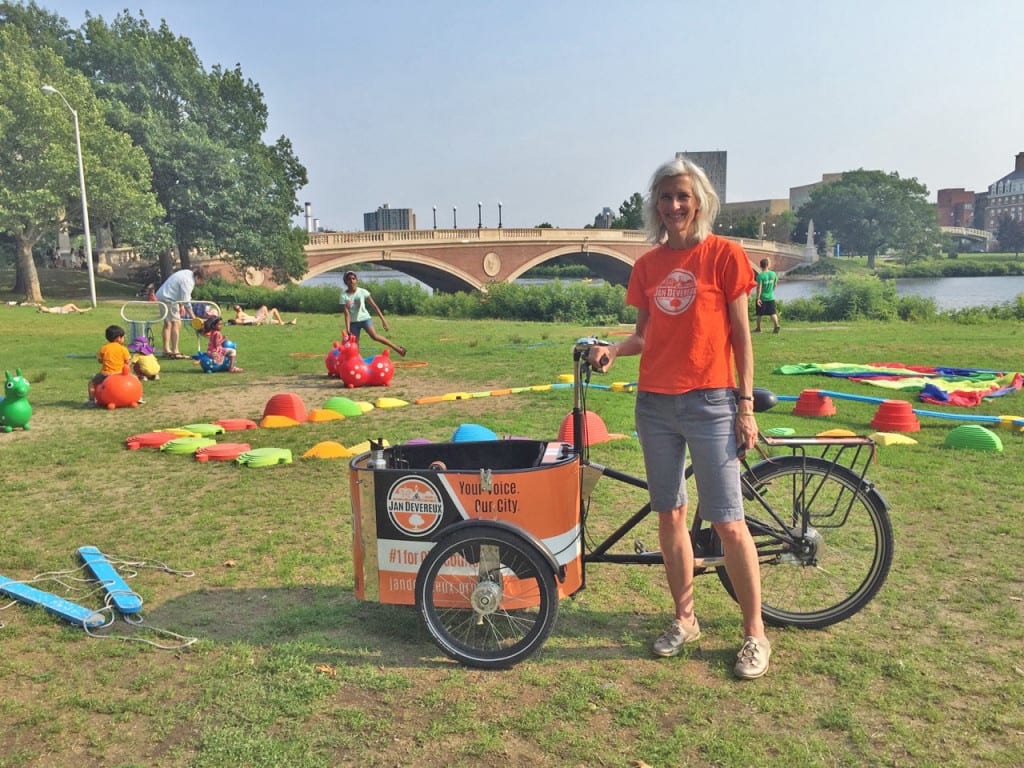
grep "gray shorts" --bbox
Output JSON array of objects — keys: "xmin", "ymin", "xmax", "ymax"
[{"xmin": 634, "ymin": 388, "xmax": 745, "ymax": 522}]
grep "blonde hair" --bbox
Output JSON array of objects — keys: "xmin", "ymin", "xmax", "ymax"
[{"xmin": 643, "ymin": 157, "xmax": 720, "ymax": 244}]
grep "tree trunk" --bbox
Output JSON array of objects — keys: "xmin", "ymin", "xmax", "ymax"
[
  {"xmin": 867, "ymin": 253, "xmax": 876, "ymax": 269},
  {"xmin": 158, "ymin": 248, "xmax": 174, "ymax": 284},
  {"xmin": 177, "ymin": 236, "xmax": 192, "ymax": 270},
  {"xmin": 15, "ymin": 237, "xmax": 43, "ymax": 304}
]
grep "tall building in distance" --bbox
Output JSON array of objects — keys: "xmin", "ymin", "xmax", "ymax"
[
  {"xmin": 363, "ymin": 204, "xmax": 416, "ymax": 231},
  {"xmin": 676, "ymin": 150, "xmax": 727, "ymax": 203}
]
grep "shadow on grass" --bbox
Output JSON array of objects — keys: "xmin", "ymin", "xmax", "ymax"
[{"xmin": 145, "ymin": 583, "xmax": 740, "ymax": 669}]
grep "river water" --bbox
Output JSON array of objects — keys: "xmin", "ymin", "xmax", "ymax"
[{"xmin": 303, "ymin": 269, "xmax": 1024, "ymax": 311}]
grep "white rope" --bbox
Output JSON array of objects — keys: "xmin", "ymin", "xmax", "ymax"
[{"xmin": 1, "ymin": 553, "xmax": 199, "ymax": 650}]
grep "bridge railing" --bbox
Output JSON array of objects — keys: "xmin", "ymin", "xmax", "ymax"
[{"xmin": 306, "ymin": 227, "xmax": 651, "ymax": 248}]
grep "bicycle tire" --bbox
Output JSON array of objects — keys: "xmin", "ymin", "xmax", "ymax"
[
  {"xmin": 414, "ymin": 524, "xmax": 558, "ymax": 669},
  {"xmin": 715, "ymin": 456, "xmax": 893, "ymax": 628}
]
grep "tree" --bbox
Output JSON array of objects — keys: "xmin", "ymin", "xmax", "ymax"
[
  {"xmin": 997, "ymin": 215, "xmax": 1024, "ymax": 257},
  {"xmin": 611, "ymin": 193, "xmax": 644, "ymax": 230},
  {"xmin": 795, "ymin": 169, "xmax": 942, "ymax": 268},
  {"xmin": 66, "ymin": 10, "xmax": 309, "ymax": 282},
  {"xmin": 0, "ymin": 23, "xmax": 161, "ymax": 302}
]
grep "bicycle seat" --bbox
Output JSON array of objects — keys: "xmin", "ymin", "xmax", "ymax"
[{"xmin": 750, "ymin": 388, "xmax": 778, "ymax": 413}]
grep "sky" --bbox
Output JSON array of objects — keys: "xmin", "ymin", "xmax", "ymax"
[{"xmin": 41, "ymin": 0, "xmax": 1024, "ymax": 232}]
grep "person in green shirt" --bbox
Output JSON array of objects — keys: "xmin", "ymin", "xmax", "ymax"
[{"xmin": 754, "ymin": 258, "xmax": 780, "ymax": 333}]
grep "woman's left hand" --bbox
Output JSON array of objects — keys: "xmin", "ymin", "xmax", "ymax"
[{"xmin": 735, "ymin": 412, "xmax": 758, "ymax": 452}]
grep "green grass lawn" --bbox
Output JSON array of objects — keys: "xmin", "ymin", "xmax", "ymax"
[{"xmin": 0, "ymin": 287, "xmax": 1022, "ymax": 766}]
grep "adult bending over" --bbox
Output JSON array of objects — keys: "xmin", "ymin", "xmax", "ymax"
[
  {"xmin": 589, "ymin": 157, "xmax": 770, "ymax": 679},
  {"xmin": 339, "ymin": 271, "xmax": 405, "ymax": 356},
  {"xmin": 154, "ymin": 267, "xmax": 206, "ymax": 359}
]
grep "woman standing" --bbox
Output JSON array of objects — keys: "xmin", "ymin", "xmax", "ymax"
[{"xmin": 590, "ymin": 157, "xmax": 770, "ymax": 679}]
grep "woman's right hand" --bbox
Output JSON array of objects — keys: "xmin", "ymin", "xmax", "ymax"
[{"xmin": 588, "ymin": 343, "xmax": 616, "ymax": 372}]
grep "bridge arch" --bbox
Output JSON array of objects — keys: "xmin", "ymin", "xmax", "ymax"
[
  {"xmin": 506, "ymin": 244, "xmax": 635, "ymax": 286},
  {"xmin": 302, "ymin": 250, "xmax": 484, "ymax": 293}
]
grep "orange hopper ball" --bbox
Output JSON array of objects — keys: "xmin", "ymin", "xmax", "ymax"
[{"xmin": 95, "ymin": 365, "xmax": 144, "ymax": 409}]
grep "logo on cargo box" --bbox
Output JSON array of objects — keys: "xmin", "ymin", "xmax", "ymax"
[{"xmin": 387, "ymin": 476, "xmax": 445, "ymax": 537}]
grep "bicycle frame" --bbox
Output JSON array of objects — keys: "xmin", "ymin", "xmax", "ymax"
[{"xmin": 569, "ymin": 339, "xmax": 880, "ymax": 573}]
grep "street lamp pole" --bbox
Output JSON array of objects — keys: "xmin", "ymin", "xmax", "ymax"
[
  {"xmin": 42, "ymin": 85, "xmax": 96, "ymax": 308},
  {"xmin": 452, "ymin": 206, "xmax": 457, "ymax": 229},
  {"xmin": 432, "ymin": 205, "xmax": 437, "ymax": 230},
  {"xmin": 498, "ymin": 202, "xmax": 503, "ymax": 229},
  {"xmin": 477, "ymin": 201, "xmax": 482, "ymax": 229}
]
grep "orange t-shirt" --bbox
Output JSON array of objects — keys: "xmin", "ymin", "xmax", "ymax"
[
  {"xmin": 97, "ymin": 341, "xmax": 131, "ymax": 375},
  {"xmin": 626, "ymin": 235, "xmax": 755, "ymax": 394}
]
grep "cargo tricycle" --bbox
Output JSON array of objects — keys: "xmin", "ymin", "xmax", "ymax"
[{"xmin": 349, "ymin": 339, "xmax": 893, "ymax": 668}]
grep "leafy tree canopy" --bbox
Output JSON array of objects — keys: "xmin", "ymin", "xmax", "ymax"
[
  {"xmin": 0, "ymin": 21, "xmax": 161, "ymax": 302},
  {"xmin": 610, "ymin": 192, "xmax": 644, "ymax": 230},
  {"xmin": 795, "ymin": 169, "xmax": 942, "ymax": 267},
  {"xmin": 997, "ymin": 214, "xmax": 1024, "ymax": 257}
]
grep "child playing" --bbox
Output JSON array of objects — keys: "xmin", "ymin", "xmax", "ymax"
[
  {"xmin": 203, "ymin": 316, "xmax": 242, "ymax": 372},
  {"xmin": 89, "ymin": 325, "xmax": 132, "ymax": 405},
  {"xmin": 127, "ymin": 336, "xmax": 161, "ymax": 380},
  {"xmin": 339, "ymin": 271, "xmax": 406, "ymax": 356}
]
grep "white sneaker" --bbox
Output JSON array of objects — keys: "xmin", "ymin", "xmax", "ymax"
[
  {"xmin": 652, "ymin": 617, "xmax": 701, "ymax": 657},
  {"xmin": 734, "ymin": 636, "xmax": 771, "ymax": 679}
]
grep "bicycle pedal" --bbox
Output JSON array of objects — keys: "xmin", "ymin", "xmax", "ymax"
[{"xmin": 633, "ymin": 540, "xmax": 647, "ymax": 554}]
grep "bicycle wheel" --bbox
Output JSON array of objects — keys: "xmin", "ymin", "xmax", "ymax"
[
  {"xmin": 716, "ymin": 456, "xmax": 893, "ymax": 628},
  {"xmin": 414, "ymin": 524, "xmax": 558, "ymax": 669}
]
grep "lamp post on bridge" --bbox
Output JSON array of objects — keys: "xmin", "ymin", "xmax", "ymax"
[
  {"xmin": 41, "ymin": 84, "xmax": 97, "ymax": 308},
  {"xmin": 432, "ymin": 206, "xmax": 437, "ymax": 230},
  {"xmin": 477, "ymin": 201, "xmax": 482, "ymax": 229},
  {"xmin": 498, "ymin": 202, "xmax": 503, "ymax": 229},
  {"xmin": 453, "ymin": 206, "xmax": 457, "ymax": 229}
]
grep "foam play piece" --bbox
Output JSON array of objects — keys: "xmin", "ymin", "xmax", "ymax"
[
  {"xmin": 159, "ymin": 428, "xmax": 202, "ymax": 437},
  {"xmin": 260, "ymin": 414, "xmax": 301, "ymax": 428},
  {"xmin": 943, "ymin": 424, "xmax": 1003, "ymax": 451},
  {"xmin": 308, "ymin": 408, "xmax": 345, "ymax": 422},
  {"xmin": 816, "ymin": 428, "xmax": 857, "ymax": 437},
  {"xmin": 181, "ymin": 423, "xmax": 226, "ymax": 437},
  {"xmin": 263, "ymin": 392, "xmax": 307, "ymax": 423},
  {"xmin": 530, "ymin": 384, "xmax": 552, "ymax": 392},
  {"xmin": 347, "ymin": 439, "xmax": 390, "ymax": 455},
  {"xmin": 405, "ymin": 437, "xmax": 433, "ymax": 445},
  {"xmin": 236, "ymin": 447, "xmax": 293, "ymax": 467},
  {"xmin": 323, "ymin": 396, "xmax": 363, "ymax": 417},
  {"xmin": 195, "ymin": 443, "xmax": 251, "ymax": 462},
  {"xmin": 125, "ymin": 431, "xmax": 180, "ymax": 450},
  {"xmin": 0, "ymin": 574, "xmax": 105, "ymax": 627},
  {"xmin": 441, "ymin": 392, "xmax": 471, "ymax": 401},
  {"xmin": 557, "ymin": 411, "xmax": 628, "ymax": 446},
  {"xmin": 870, "ymin": 432, "xmax": 919, "ymax": 446},
  {"xmin": 793, "ymin": 389, "xmax": 836, "ymax": 417},
  {"xmin": 302, "ymin": 441, "xmax": 352, "ymax": 459},
  {"xmin": 557, "ymin": 373, "xmax": 574, "ymax": 383},
  {"xmin": 78, "ymin": 546, "xmax": 142, "ymax": 615},
  {"xmin": 375, "ymin": 397, "xmax": 409, "ymax": 409},
  {"xmin": 452, "ymin": 423, "xmax": 498, "ymax": 442},
  {"xmin": 869, "ymin": 399, "xmax": 920, "ymax": 433},
  {"xmin": 763, "ymin": 427, "xmax": 796, "ymax": 437},
  {"xmin": 355, "ymin": 401, "xmax": 374, "ymax": 413},
  {"xmin": 160, "ymin": 437, "xmax": 217, "ymax": 455},
  {"xmin": 214, "ymin": 418, "xmax": 259, "ymax": 431}
]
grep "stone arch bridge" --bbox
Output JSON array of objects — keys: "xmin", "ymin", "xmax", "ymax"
[{"xmin": 280, "ymin": 228, "xmax": 814, "ymax": 293}]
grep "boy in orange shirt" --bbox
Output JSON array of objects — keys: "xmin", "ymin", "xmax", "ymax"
[{"xmin": 88, "ymin": 325, "xmax": 132, "ymax": 405}]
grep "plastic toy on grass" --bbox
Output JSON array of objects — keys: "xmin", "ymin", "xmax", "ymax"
[
  {"xmin": 0, "ymin": 368, "xmax": 31, "ymax": 432},
  {"xmin": 95, "ymin": 365, "xmax": 144, "ymax": 410},
  {"xmin": 193, "ymin": 340, "xmax": 237, "ymax": 373}
]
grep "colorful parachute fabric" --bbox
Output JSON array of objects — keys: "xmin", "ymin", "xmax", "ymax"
[{"xmin": 774, "ymin": 362, "xmax": 1024, "ymax": 407}]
